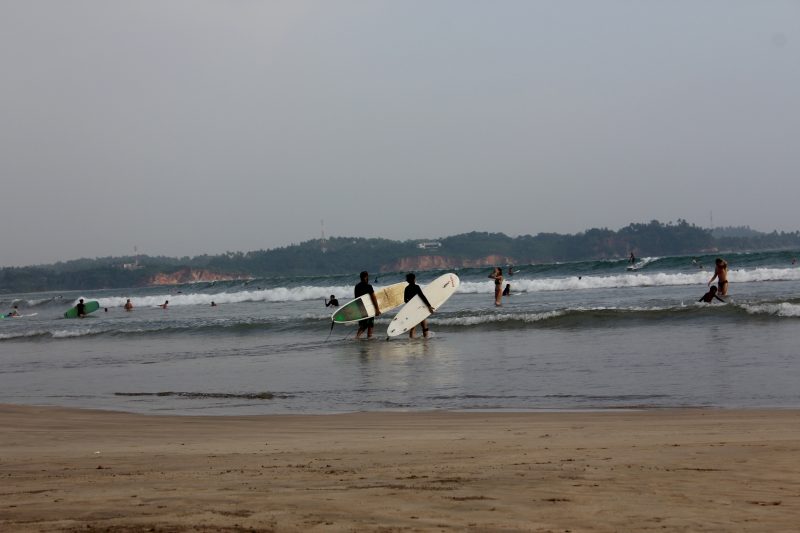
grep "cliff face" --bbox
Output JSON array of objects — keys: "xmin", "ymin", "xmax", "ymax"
[
  {"xmin": 382, "ymin": 255, "xmax": 515, "ymax": 272},
  {"xmin": 149, "ymin": 268, "xmax": 240, "ymax": 286}
]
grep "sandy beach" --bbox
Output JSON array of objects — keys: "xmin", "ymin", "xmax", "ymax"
[{"xmin": 1, "ymin": 405, "xmax": 799, "ymax": 532}]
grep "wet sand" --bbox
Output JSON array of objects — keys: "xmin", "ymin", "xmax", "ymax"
[{"xmin": 2, "ymin": 405, "xmax": 799, "ymax": 532}]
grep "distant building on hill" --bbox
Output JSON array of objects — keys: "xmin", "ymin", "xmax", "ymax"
[
  {"xmin": 417, "ymin": 242, "xmax": 442, "ymax": 250},
  {"xmin": 121, "ymin": 260, "xmax": 142, "ymax": 270}
]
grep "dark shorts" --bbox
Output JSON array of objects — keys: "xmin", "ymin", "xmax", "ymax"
[{"xmin": 358, "ymin": 317, "xmax": 374, "ymax": 329}]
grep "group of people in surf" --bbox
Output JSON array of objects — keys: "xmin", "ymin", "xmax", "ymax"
[
  {"xmin": 493, "ymin": 257, "xmax": 731, "ymax": 306},
  {"xmin": 323, "ymin": 256, "xmax": 731, "ymax": 340}
]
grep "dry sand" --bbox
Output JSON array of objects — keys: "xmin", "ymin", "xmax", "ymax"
[{"xmin": 1, "ymin": 405, "xmax": 799, "ymax": 532}]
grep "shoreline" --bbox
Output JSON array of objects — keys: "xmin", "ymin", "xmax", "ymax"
[{"xmin": 2, "ymin": 405, "xmax": 799, "ymax": 531}]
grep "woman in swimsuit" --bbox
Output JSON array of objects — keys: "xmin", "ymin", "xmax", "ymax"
[
  {"xmin": 489, "ymin": 267, "xmax": 503, "ymax": 306},
  {"xmin": 708, "ymin": 258, "xmax": 729, "ymax": 296}
]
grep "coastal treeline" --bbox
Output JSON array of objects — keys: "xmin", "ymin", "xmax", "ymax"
[{"xmin": 2, "ymin": 220, "xmax": 799, "ymax": 292}]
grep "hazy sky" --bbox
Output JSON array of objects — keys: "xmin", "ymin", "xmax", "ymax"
[{"xmin": 2, "ymin": 1, "xmax": 799, "ymax": 267}]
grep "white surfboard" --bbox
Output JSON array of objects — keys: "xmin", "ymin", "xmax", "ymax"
[
  {"xmin": 386, "ymin": 273, "xmax": 460, "ymax": 338},
  {"xmin": 331, "ymin": 282, "xmax": 407, "ymax": 324}
]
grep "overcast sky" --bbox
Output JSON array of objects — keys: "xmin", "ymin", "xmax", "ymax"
[{"xmin": 1, "ymin": 1, "xmax": 799, "ymax": 267}]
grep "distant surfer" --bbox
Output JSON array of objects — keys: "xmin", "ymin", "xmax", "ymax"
[
  {"xmin": 159, "ymin": 300, "xmax": 169, "ymax": 309},
  {"xmin": 503, "ymin": 266, "xmax": 513, "ymax": 296},
  {"xmin": 708, "ymin": 258, "xmax": 729, "ymax": 296},
  {"xmin": 629, "ymin": 252, "xmax": 636, "ymax": 265},
  {"xmin": 76, "ymin": 299, "xmax": 87, "ymax": 318},
  {"xmin": 211, "ymin": 301, "xmax": 217, "ymax": 307},
  {"xmin": 324, "ymin": 295, "xmax": 339, "ymax": 308},
  {"xmin": 698, "ymin": 286, "xmax": 726, "ymax": 303},
  {"xmin": 404, "ymin": 273, "xmax": 434, "ymax": 338},
  {"xmin": 692, "ymin": 258, "xmax": 704, "ymax": 270},
  {"xmin": 354, "ymin": 271, "xmax": 380, "ymax": 339},
  {"xmin": 124, "ymin": 299, "xmax": 133, "ymax": 311},
  {"xmin": 7, "ymin": 305, "xmax": 20, "ymax": 317},
  {"xmin": 489, "ymin": 267, "xmax": 503, "ymax": 307}
]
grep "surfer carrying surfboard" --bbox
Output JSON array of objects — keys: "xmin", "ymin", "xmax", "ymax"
[
  {"xmin": 354, "ymin": 271, "xmax": 381, "ymax": 339},
  {"xmin": 404, "ymin": 273, "xmax": 435, "ymax": 338}
]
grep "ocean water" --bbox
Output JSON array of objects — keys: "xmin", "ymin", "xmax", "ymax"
[{"xmin": 1, "ymin": 251, "xmax": 799, "ymax": 415}]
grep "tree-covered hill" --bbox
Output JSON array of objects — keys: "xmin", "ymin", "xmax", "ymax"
[{"xmin": 2, "ymin": 220, "xmax": 799, "ymax": 292}]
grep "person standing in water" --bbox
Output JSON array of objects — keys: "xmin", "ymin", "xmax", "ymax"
[
  {"xmin": 354, "ymin": 271, "xmax": 380, "ymax": 339},
  {"xmin": 324, "ymin": 295, "xmax": 339, "ymax": 307},
  {"xmin": 76, "ymin": 299, "xmax": 87, "ymax": 318},
  {"xmin": 403, "ymin": 273, "xmax": 435, "ymax": 338},
  {"xmin": 124, "ymin": 299, "xmax": 133, "ymax": 311},
  {"xmin": 489, "ymin": 267, "xmax": 503, "ymax": 307},
  {"xmin": 708, "ymin": 258, "xmax": 729, "ymax": 296}
]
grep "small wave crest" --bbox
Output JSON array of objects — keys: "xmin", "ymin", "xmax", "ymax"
[
  {"xmin": 434, "ymin": 311, "xmax": 566, "ymax": 326},
  {"xmin": 0, "ymin": 329, "xmax": 49, "ymax": 341},
  {"xmin": 742, "ymin": 302, "xmax": 800, "ymax": 318},
  {"xmin": 114, "ymin": 391, "xmax": 291, "ymax": 400}
]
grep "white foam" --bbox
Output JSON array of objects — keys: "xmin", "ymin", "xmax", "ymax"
[
  {"xmin": 92, "ymin": 285, "xmax": 353, "ymax": 308},
  {"xmin": 51, "ymin": 328, "xmax": 97, "ymax": 338}
]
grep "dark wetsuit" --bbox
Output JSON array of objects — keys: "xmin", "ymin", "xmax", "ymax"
[
  {"xmin": 404, "ymin": 284, "xmax": 432, "ymax": 308},
  {"xmin": 405, "ymin": 283, "xmax": 433, "ymax": 333},
  {"xmin": 76, "ymin": 302, "xmax": 86, "ymax": 316},
  {"xmin": 699, "ymin": 291, "xmax": 725, "ymax": 303},
  {"xmin": 354, "ymin": 281, "xmax": 375, "ymax": 328}
]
